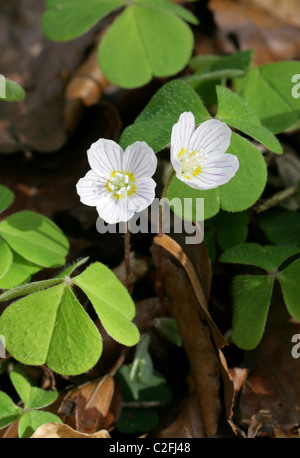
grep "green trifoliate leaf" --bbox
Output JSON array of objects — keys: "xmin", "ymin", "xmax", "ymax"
[
  {"xmin": 278, "ymin": 258, "xmax": 300, "ymax": 322},
  {"xmin": 0, "ymin": 391, "xmax": 23, "ymax": 429},
  {"xmin": 215, "ymin": 211, "xmax": 249, "ymax": 251},
  {"xmin": 258, "ymin": 208, "xmax": 300, "ymax": 246},
  {"xmin": 237, "ymin": 61, "xmax": 300, "ymax": 133},
  {"xmin": 0, "ymin": 277, "xmax": 64, "ymax": 302},
  {"xmin": 120, "ymin": 80, "xmax": 210, "ymax": 152},
  {"xmin": 0, "ymin": 251, "xmax": 42, "ymax": 290},
  {"xmin": 10, "ymin": 366, "xmax": 58, "ymax": 409},
  {"xmin": 134, "ymin": 0, "xmax": 199, "ymax": 25},
  {"xmin": 0, "ymin": 185, "xmax": 14, "ymax": 213},
  {"xmin": 231, "ymin": 275, "xmax": 274, "ymax": 350},
  {"xmin": 216, "ymin": 86, "xmax": 282, "ymax": 154},
  {"xmin": 0, "ymin": 211, "xmax": 69, "ymax": 268},
  {"xmin": 204, "ymin": 211, "xmax": 249, "ymax": 261},
  {"xmin": 0, "ymin": 239, "xmax": 13, "ymax": 279},
  {"xmin": 41, "ymin": 0, "xmax": 126, "ymax": 41},
  {"xmin": 0, "ymin": 284, "xmax": 103, "ymax": 375},
  {"xmin": 190, "ymin": 50, "xmax": 253, "ymax": 74},
  {"xmin": 74, "ymin": 262, "xmax": 140, "ymax": 346},
  {"xmin": 55, "ymin": 257, "xmax": 89, "ymax": 279},
  {"xmin": 98, "ymin": 5, "xmax": 194, "ymax": 88},
  {"xmin": 220, "ymin": 243, "xmax": 300, "ymax": 272},
  {"xmin": 18, "ymin": 410, "xmax": 63, "ymax": 438}
]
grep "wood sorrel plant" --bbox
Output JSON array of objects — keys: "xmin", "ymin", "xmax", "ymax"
[
  {"xmin": 41, "ymin": 0, "xmax": 199, "ymax": 89},
  {"xmin": 1, "ymin": 1, "xmax": 300, "ymax": 383}
]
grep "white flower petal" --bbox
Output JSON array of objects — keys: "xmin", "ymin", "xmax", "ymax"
[
  {"xmin": 87, "ymin": 139, "xmax": 123, "ymax": 177},
  {"xmin": 123, "ymin": 141, "xmax": 157, "ymax": 178},
  {"xmin": 171, "ymin": 112, "xmax": 195, "ymax": 161},
  {"xmin": 188, "ymin": 119, "xmax": 231, "ymax": 156},
  {"xmin": 128, "ymin": 177, "xmax": 156, "ymax": 213},
  {"xmin": 76, "ymin": 170, "xmax": 108, "ymax": 206},
  {"xmin": 96, "ymin": 195, "xmax": 134, "ymax": 224},
  {"xmin": 188, "ymin": 153, "xmax": 239, "ymax": 190}
]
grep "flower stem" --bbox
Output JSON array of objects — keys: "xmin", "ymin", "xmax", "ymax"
[
  {"xmin": 156, "ymin": 168, "xmax": 176, "ymax": 304},
  {"xmin": 158, "ymin": 168, "xmax": 176, "ymax": 237},
  {"xmin": 125, "ymin": 221, "xmax": 131, "ymax": 291}
]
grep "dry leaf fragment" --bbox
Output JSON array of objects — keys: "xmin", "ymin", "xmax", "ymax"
[
  {"xmin": 31, "ymin": 423, "xmax": 110, "ymax": 438},
  {"xmin": 152, "ymin": 234, "xmax": 234, "ymax": 437},
  {"xmin": 237, "ymin": 287, "xmax": 300, "ymax": 433},
  {"xmin": 58, "ymin": 375, "xmax": 121, "ymax": 434},
  {"xmin": 158, "ymin": 393, "xmax": 206, "ymax": 438}
]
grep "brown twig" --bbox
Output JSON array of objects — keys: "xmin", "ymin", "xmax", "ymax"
[{"xmin": 254, "ymin": 184, "xmax": 298, "ymax": 213}]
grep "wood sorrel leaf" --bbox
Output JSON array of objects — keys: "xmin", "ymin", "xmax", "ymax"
[
  {"xmin": 220, "ymin": 243, "xmax": 300, "ymax": 272},
  {"xmin": 98, "ymin": 5, "xmax": 194, "ymax": 88},
  {"xmin": 231, "ymin": 275, "xmax": 274, "ymax": 350},
  {"xmin": 0, "ymin": 185, "xmax": 14, "ymax": 213},
  {"xmin": 73, "ymin": 262, "xmax": 140, "ymax": 346},
  {"xmin": 41, "ymin": 0, "xmax": 126, "ymax": 41},
  {"xmin": 216, "ymin": 85, "xmax": 282, "ymax": 154},
  {"xmin": 258, "ymin": 208, "xmax": 300, "ymax": 246},
  {"xmin": 9, "ymin": 366, "xmax": 58, "ymax": 409},
  {"xmin": 55, "ymin": 257, "xmax": 90, "ymax": 279},
  {"xmin": 0, "ymin": 284, "xmax": 103, "ymax": 375},
  {"xmin": 134, "ymin": 0, "xmax": 198, "ymax": 25},
  {"xmin": 278, "ymin": 258, "xmax": 300, "ymax": 322},
  {"xmin": 190, "ymin": 50, "xmax": 253, "ymax": 74},
  {"xmin": 0, "ymin": 239, "xmax": 13, "ymax": 280},
  {"xmin": 120, "ymin": 80, "xmax": 211, "ymax": 152},
  {"xmin": 0, "ymin": 211, "xmax": 69, "ymax": 268},
  {"xmin": 0, "ymin": 391, "xmax": 23, "ymax": 429},
  {"xmin": 18, "ymin": 410, "xmax": 63, "ymax": 438},
  {"xmin": 0, "ymin": 278, "xmax": 64, "ymax": 303},
  {"xmin": 0, "ymin": 251, "xmax": 42, "ymax": 290},
  {"xmin": 236, "ymin": 61, "xmax": 300, "ymax": 133}
]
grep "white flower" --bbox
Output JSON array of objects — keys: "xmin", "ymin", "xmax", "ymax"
[
  {"xmin": 170, "ymin": 112, "xmax": 239, "ymax": 190},
  {"xmin": 76, "ymin": 139, "xmax": 157, "ymax": 224}
]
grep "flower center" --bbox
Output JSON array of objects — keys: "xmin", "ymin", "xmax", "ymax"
[
  {"xmin": 178, "ymin": 148, "xmax": 207, "ymax": 180},
  {"xmin": 106, "ymin": 171, "xmax": 136, "ymax": 199}
]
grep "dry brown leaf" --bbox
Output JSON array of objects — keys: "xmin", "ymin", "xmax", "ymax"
[
  {"xmin": 229, "ymin": 368, "xmax": 249, "ymax": 397},
  {"xmin": 152, "ymin": 234, "xmax": 234, "ymax": 437},
  {"xmin": 65, "ymin": 43, "xmax": 109, "ymax": 107},
  {"xmin": 209, "ymin": 0, "xmax": 300, "ymax": 64},
  {"xmin": 247, "ymin": 409, "xmax": 272, "ymax": 438},
  {"xmin": 236, "ymin": 285, "xmax": 300, "ymax": 434},
  {"xmin": 0, "ymin": 0, "xmax": 99, "ymax": 153},
  {"xmin": 240, "ymin": 0, "xmax": 300, "ymax": 28},
  {"xmin": 154, "ymin": 234, "xmax": 226, "ymax": 349},
  {"xmin": 273, "ymin": 427, "xmax": 300, "ymax": 438},
  {"xmin": 58, "ymin": 375, "xmax": 121, "ymax": 434},
  {"xmin": 158, "ymin": 393, "xmax": 206, "ymax": 438},
  {"xmin": 31, "ymin": 423, "xmax": 110, "ymax": 438}
]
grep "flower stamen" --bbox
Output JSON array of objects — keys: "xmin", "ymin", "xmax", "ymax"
[{"xmin": 106, "ymin": 172, "xmax": 136, "ymax": 199}]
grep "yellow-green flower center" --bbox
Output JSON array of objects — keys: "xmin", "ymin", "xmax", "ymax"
[
  {"xmin": 106, "ymin": 171, "xmax": 136, "ymax": 199},
  {"xmin": 178, "ymin": 148, "xmax": 207, "ymax": 180}
]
